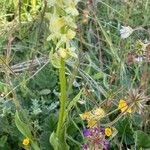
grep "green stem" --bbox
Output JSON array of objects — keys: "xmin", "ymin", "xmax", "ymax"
[{"xmin": 56, "ymin": 58, "xmax": 67, "ymax": 147}]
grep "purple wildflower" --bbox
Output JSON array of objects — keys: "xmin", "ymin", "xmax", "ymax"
[
  {"xmin": 83, "ymin": 128, "xmax": 91, "ymax": 137},
  {"xmin": 103, "ymin": 139, "xmax": 109, "ymax": 150},
  {"xmin": 93, "ymin": 127, "xmax": 104, "ymax": 134},
  {"xmin": 83, "ymin": 127, "xmax": 111, "ymax": 150},
  {"xmin": 82, "ymin": 144, "xmax": 88, "ymax": 150},
  {"xmin": 93, "ymin": 127, "xmax": 99, "ymax": 134},
  {"xmin": 99, "ymin": 127, "xmax": 105, "ymax": 134}
]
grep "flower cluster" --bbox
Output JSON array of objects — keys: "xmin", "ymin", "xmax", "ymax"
[
  {"xmin": 47, "ymin": 0, "xmax": 79, "ymax": 67},
  {"xmin": 82, "ymin": 127, "xmax": 112, "ymax": 150},
  {"xmin": 118, "ymin": 89, "xmax": 149, "ymax": 115},
  {"xmin": 118, "ymin": 99, "xmax": 132, "ymax": 113},
  {"xmin": 79, "ymin": 107, "xmax": 105, "ymax": 127}
]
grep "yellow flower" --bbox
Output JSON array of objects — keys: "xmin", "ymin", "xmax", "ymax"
[
  {"xmin": 87, "ymin": 118, "xmax": 97, "ymax": 127},
  {"xmin": 58, "ymin": 48, "xmax": 67, "ymax": 58},
  {"xmin": 105, "ymin": 128, "xmax": 112, "ymax": 137},
  {"xmin": 50, "ymin": 15, "xmax": 65, "ymax": 33},
  {"xmin": 79, "ymin": 111, "xmax": 91, "ymax": 120},
  {"xmin": 22, "ymin": 138, "xmax": 30, "ymax": 146},
  {"xmin": 118, "ymin": 99, "xmax": 132, "ymax": 113},
  {"xmin": 91, "ymin": 107, "xmax": 105, "ymax": 120},
  {"xmin": 66, "ymin": 29, "xmax": 76, "ymax": 40},
  {"xmin": 79, "ymin": 108, "xmax": 105, "ymax": 128},
  {"xmin": 55, "ymin": 18, "xmax": 65, "ymax": 28}
]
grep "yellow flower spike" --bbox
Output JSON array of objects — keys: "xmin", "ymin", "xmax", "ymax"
[
  {"xmin": 79, "ymin": 111, "xmax": 91, "ymax": 120},
  {"xmin": 118, "ymin": 99, "xmax": 132, "ymax": 113},
  {"xmin": 58, "ymin": 48, "xmax": 67, "ymax": 59},
  {"xmin": 105, "ymin": 128, "xmax": 112, "ymax": 137},
  {"xmin": 66, "ymin": 29, "xmax": 76, "ymax": 40},
  {"xmin": 87, "ymin": 118, "xmax": 97, "ymax": 127},
  {"xmin": 22, "ymin": 138, "xmax": 30, "ymax": 146}
]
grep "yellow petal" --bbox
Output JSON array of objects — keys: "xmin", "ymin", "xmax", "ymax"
[
  {"xmin": 118, "ymin": 99, "xmax": 127, "ymax": 111},
  {"xmin": 55, "ymin": 18, "xmax": 65, "ymax": 28},
  {"xmin": 87, "ymin": 119, "xmax": 97, "ymax": 127},
  {"xmin": 92, "ymin": 107, "xmax": 105, "ymax": 120},
  {"xmin": 79, "ymin": 111, "xmax": 91, "ymax": 120},
  {"xmin": 58, "ymin": 48, "xmax": 67, "ymax": 59},
  {"xmin": 105, "ymin": 128, "xmax": 112, "ymax": 137},
  {"xmin": 118, "ymin": 99, "xmax": 132, "ymax": 113},
  {"xmin": 127, "ymin": 107, "xmax": 132, "ymax": 113}
]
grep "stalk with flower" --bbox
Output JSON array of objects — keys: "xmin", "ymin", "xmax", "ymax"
[{"xmin": 47, "ymin": 0, "xmax": 79, "ymax": 150}]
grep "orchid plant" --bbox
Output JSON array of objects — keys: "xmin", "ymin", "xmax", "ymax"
[{"xmin": 47, "ymin": 0, "xmax": 80, "ymax": 150}]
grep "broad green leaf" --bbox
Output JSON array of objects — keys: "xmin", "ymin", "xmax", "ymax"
[
  {"xmin": 15, "ymin": 111, "xmax": 40, "ymax": 150},
  {"xmin": 15, "ymin": 111, "xmax": 33, "ymax": 139},
  {"xmin": 49, "ymin": 132, "xmax": 59, "ymax": 149},
  {"xmin": 59, "ymin": 126, "xmax": 70, "ymax": 150},
  {"xmin": 49, "ymin": 131, "xmax": 69, "ymax": 150},
  {"xmin": 134, "ymin": 130, "xmax": 150, "ymax": 148},
  {"xmin": 116, "ymin": 118, "xmax": 134, "ymax": 145},
  {"xmin": 40, "ymin": 131, "xmax": 53, "ymax": 150}
]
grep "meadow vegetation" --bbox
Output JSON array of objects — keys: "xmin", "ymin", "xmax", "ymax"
[{"xmin": 0, "ymin": 0, "xmax": 150, "ymax": 150}]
